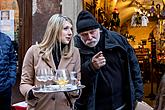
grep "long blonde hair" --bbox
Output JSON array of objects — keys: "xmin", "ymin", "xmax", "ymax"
[{"xmin": 38, "ymin": 14, "xmax": 74, "ymax": 60}]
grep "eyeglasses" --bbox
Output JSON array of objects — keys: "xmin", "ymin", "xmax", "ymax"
[{"xmin": 79, "ymin": 29, "xmax": 98, "ymax": 38}]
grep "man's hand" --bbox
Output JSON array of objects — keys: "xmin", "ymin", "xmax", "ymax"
[{"xmin": 91, "ymin": 51, "xmax": 106, "ymax": 70}]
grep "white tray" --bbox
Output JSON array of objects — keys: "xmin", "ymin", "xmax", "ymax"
[{"xmin": 32, "ymin": 84, "xmax": 85, "ymax": 93}]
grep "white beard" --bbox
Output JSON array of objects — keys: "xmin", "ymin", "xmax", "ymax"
[{"xmin": 81, "ymin": 36, "xmax": 100, "ymax": 47}]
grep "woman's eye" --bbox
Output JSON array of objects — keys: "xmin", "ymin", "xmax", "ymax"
[
  {"xmin": 64, "ymin": 26, "xmax": 73, "ymax": 32},
  {"xmin": 63, "ymin": 27, "xmax": 68, "ymax": 30}
]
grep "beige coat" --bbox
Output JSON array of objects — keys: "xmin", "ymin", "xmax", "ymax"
[{"xmin": 20, "ymin": 45, "xmax": 81, "ymax": 110}]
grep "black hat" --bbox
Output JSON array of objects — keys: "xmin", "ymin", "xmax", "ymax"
[{"xmin": 76, "ymin": 10, "xmax": 100, "ymax": 34}]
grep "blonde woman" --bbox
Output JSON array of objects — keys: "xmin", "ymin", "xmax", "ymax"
[{"xmin": 20, "ymin": 14, "xmax": 81, "ymax": 110}]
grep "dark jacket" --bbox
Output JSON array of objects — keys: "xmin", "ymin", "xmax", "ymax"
[
  {"xmin": 74, "ymin": 26, "xmax": 143, "ymax": 110},
  {"xmin": 154, "ymin": 74, "xmax": 165, "ymax": 110},
  {"xmin": 0, "ymin": 32, "xmax": 17, "ymax": 92}
]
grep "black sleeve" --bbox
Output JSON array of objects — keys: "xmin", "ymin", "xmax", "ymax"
[{"xmin": 28, "ymin": 89, "xmax": 37, "ymax": 100}]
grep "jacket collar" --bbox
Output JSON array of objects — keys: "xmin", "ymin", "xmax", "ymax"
[
  {"xmin": 101, "ymin": 26, "xmax": 124, "ymax": 50},
  {"xmin": 75, "ymin": 26, "xmax": 126, "ymax": 54},
  {"xmin": 39, "ymin": 47, "xmax": 73, "ymax": 69}
]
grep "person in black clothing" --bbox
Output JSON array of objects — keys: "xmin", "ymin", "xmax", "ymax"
[
  {"xmin": 110, "ymin": 10, "xmax": 120, "ymax": 32},
  {"xmin": 154, "ymin": 73, "xmax": 165, "ymax": 110},
  {"xmin": 74, "ymin": 10, "xmax": 144, "ymax": 110}
]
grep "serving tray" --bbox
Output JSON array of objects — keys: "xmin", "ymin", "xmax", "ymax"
[{"xmin": 32, "ymin": 84, "xmax": 85, "ymax": 93}]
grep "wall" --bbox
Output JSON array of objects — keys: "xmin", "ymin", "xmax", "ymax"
[
  {"xmin": 62, "ymin": 0, "xmax": 83, "ymax": 35},
  {"xmin": 32, "ymin": 0, "xmax": 60, "ymax": 44}
]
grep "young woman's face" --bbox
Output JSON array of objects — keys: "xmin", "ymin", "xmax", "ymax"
[{"xmin": 60, "ymin": 21, "xmax": 73, "ymax": 44}]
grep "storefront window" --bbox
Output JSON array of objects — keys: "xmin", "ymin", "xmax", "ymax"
[
  {"xmin": 32, "ymin": 0, "xmax": 60, "ymax": 44},
  {"xmin": 0, "ymin": 0, "xmax": 19, "ymax": 59},
  {"xmin": 0, "ymin": 0, "xmax": 19, "ymax": 40}
]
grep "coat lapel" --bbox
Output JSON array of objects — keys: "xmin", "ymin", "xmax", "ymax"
[
  {"xmin": 58, "ymin": 56, "xmax": 72, "ymax": 69},
  {"xmin": 40, "ymin": 50, "xmax": 56, "ymax": 69},
  {"xmin": 39, "ymin": 47, "xmax": 73, "ymax": 70}
]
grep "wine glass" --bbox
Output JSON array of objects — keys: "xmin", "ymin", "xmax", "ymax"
[
  {"xmin": 54, "ymin": 69, "xmax": 69, "ymax": 89},
  {"xmin": 35, "ymin": 69, "xmax": 43, "ymax": 90},
  {"xmin": 47, "ymin": 68, "xmax": 54, "ymax": 81},
  {"xmin": 46, "ymin": 68, "xmax": 54, "ymax": 90},
  {"xmin": 35, "ymin": 68, "xmax": 48, "ymax": 91},
  {"xmin": 70, "ymin": 71, "xmax": 78, "ymax": 86}
]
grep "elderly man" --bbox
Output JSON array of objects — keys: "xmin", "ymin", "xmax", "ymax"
[{"xmin": 74, "ymin": 10, "xmax": 144, "ymax": 110}]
